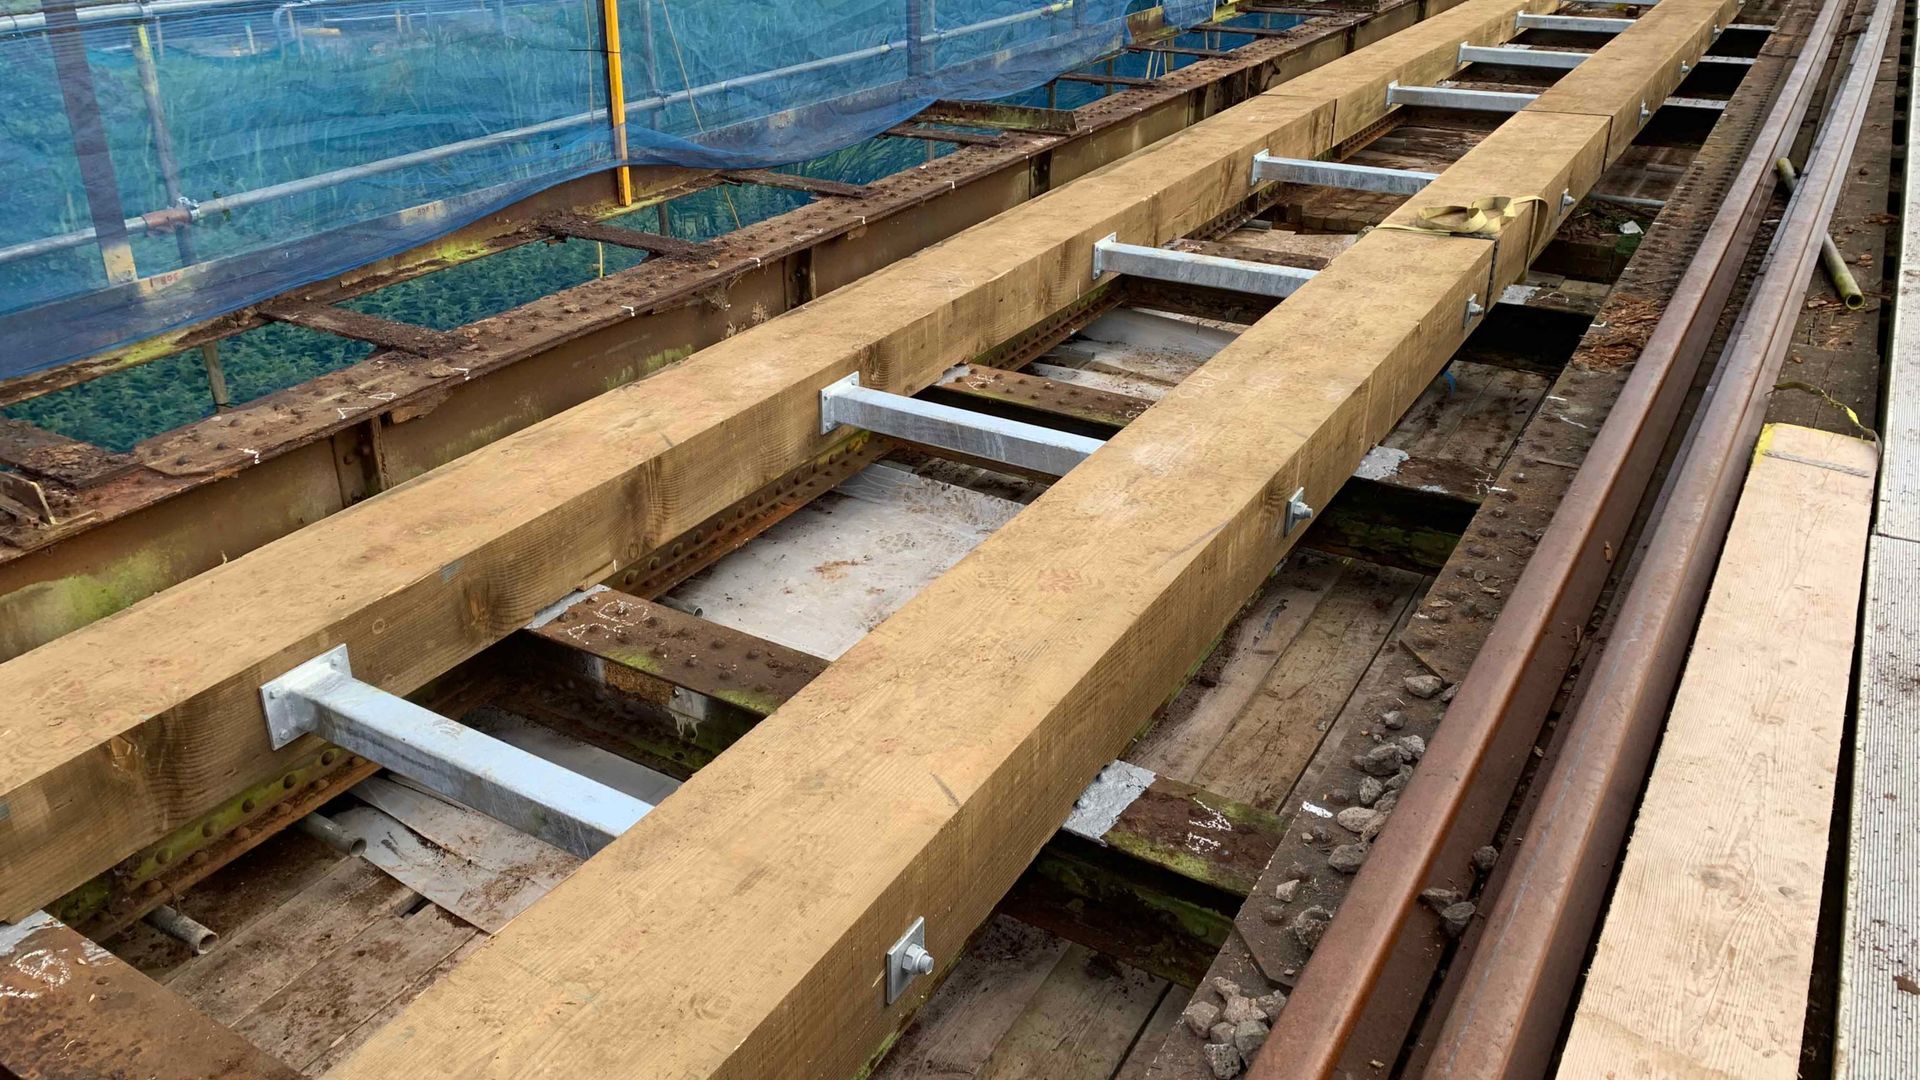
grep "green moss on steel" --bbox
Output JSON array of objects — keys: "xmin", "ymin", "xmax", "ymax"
[
  {"xmin": 124, "ymin": 750, "xmax": 338, "ymax": 886},
  {"xmin": 0, "ymin": 547, "xmax": 177, "ymax": 661},
  {"xmin": 49, "ymin": 747, "xmax": 339, "ymax": 927}
]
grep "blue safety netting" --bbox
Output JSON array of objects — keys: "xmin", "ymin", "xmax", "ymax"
[{"xmin": 0, "ymin": 0, "xmax": 1220, "ymax": 381}]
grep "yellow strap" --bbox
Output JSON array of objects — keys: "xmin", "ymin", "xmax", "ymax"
[
  {"xmin": 1773, "ymin": 380, "xmax": 1879, "ymax": 443},
  {"xmin": 1376, "ymin": 195, "xmax": 1548, "ymax": 238}
]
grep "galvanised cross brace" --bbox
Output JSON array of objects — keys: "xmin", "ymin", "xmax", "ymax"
[
  {"xmin": 1251, "ymin": 150, "xmax": 1437, "ymax": 194},
  {"xmin": 1458, "ymin": 43, "xmax": 1590, "ymax": 70},
  {"xmin": 261, "ymin": 645, "xmax": 653, "ymax": 857},
  {"xmin": 1386, "ymin": 81, "xmax": 1539, "ymax": 113},
  {"xmin": 1092, "ymin": 233, "xmax": 1318, "ymax": 299},
  {"xmin": 819, "ymin": 373, "xmax": 1104, "ymax": 477},
  {"xmin": 1516, "ymin": 13, "xmax": 1634, "ymax": 33}
]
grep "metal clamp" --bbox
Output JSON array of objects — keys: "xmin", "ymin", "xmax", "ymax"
[
  {"xmin": 1283, "ymin": 487, "xmax": 1314, "ymax": 536},
  {"xmin": 1464, "ymin": 293, "xmax": 1486, "ymax": 326},
  {"xmin": 886, "ymin": 917, "xmax": 935, "ymax": 1004}
]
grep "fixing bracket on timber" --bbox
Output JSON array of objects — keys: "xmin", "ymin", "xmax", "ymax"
[
  {"xmin": 1091, "ymin": 233, "xmax": 1317, "ymax": 298},
  {"xmin": 1284, "ymin": 487, "xmax": 1315, "ymax": 535},
  {"xmin": 261, "ymin": 645, "xmax": 653, "ymax": 857},
  {"xmin": 1251, "ymin": 149, "xmax": 1436, "ymax": 194},
  {"xmin": 819, "ymin": 373, "xmax": 1103, "ymax": 476},
  {"xmin": 885, "ymin": 917, "xmax": 935, "ymax": 1005}
]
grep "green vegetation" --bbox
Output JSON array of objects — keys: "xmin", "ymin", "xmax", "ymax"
[{"xmin": 5, "ymin": 136, "xmax": 934, "ymax": 451}]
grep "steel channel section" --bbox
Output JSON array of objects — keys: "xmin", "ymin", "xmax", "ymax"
[
  {"xmin": 1092, "ymin": 234, "xmax": 1319, "ymax": 299},
  {"xmin": 1516, "ymin": 13, "xmax": 1634, "ymax": 33},
  {"xmin": 1384, "ymin": 82, "xmax": 1539, "ymax": 112},
  {"xmin": 1457, "ymin": 43, "xmax": 1589, "ymax": 70},
  {"xmin": 819, "ymin": 375, "xmax": 1102, "ymax": 477},
  {"xmin": 262, "ymin": 645, "xmax": 652, "ymax": 858},
  {"xmin": 1250, "ymin": 150, "xmax": 1437, "ymax": 194},
  {"xmin": 1252, "ymin": 0, "xmax": 1850, "ymax": 1073},
  {"xmin": 1420, "ymin": 0, "xmax": 1900, "ymax": 1072}
]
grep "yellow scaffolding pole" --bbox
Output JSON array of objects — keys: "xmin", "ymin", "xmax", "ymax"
[{"xmin": 600, "ymin": 0, "xmax": 634, "ymax": 206}]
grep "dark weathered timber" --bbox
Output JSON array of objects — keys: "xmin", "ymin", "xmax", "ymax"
[
  {"xmin": 719, "ymin": 169, "xmax": 874, "ymax": 199},
  {"xmin": 881, "ymin": 124, "xmax": 1009, "ymax": 146},
  {"xmin": 260, "ymin": 301, "xmax": 463, "ymax": 357},
  {"xmin": 0, "ymin": 914, "xmax": 302, "ymax": 1079},
  {"xmin": 540, "ymin": 212, "xmax": 704, "ymax": 256},
  {"xmin": 918, "ymin": 99, "xmax": 1082, "ymax": 134},
  {"xmin": 0, "ymin": 419, "xmax": 136, "ymax": 489}
]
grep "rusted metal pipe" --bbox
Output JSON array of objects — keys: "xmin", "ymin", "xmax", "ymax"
[
  {"xmin": 296, "ymin": 811, "xmax": 366, "ymax": 857},
  {"xmin": 143, "ymin": 903, "xmax": 218, "ymax": 954},
  {"xmin": 1417, "ymin": 1, "xmax": 1895, "ymax": 1073},
  {"xmin": 1249, "ymin": 0, "xmax": 1851, "ymax": 1074}
]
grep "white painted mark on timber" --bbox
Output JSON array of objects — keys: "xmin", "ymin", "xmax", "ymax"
[
  {"xmin": 1, "ymin": 948, "xmax": 72, "ymax": 1001},
  {"xmin": 1189, "ymin": 799, "xmax": 1232, "ymax": 833}
]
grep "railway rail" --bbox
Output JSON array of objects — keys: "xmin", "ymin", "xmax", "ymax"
[{"xmin": 0, "ymin": 0, "xmax": 1897, "ymax": 1075}]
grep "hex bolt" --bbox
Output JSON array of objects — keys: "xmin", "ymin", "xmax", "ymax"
[{"xmin": 903, "ymin": 943, "xmax": 935, "ymax": 976}]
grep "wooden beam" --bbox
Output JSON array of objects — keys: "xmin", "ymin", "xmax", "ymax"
[
  {"xmin": 1557, "ymin": 425, "xmax": 1876, "ymax": 1078},
  {"xmin": 323, "ymin": 15, "xmax": 1748, "ymax": 1076},
  {"xmin": 340, "ymin": 222, "xmax": 1494, "ymax": 1080},
  {"xmin": 0, "ymin": 911, "xmax": 303, "ymax": 1079},
  {"xmin": 332, "ymin": 5, "xmax": 1739, "ymax": 1072},
  {"xmin": 0, "ymin": 0, "xmax": 1540, "ymax": 924}
]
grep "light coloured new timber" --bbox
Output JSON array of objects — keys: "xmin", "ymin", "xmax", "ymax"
[
  {"xmin": 0, "ymin": 0, "xmax": 1551, "ymax": 923},
  {"xmin": 331, "ymin": 7, "xmax": 1735, "ymax": 1071},
  {"xmin": 1558, "ymin": 424, "xmax": 1878, "ymax": 1079}
]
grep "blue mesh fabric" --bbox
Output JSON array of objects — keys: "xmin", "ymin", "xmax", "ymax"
[{"xmin": 0, "ymin": 0, "xmax": 1222, "ymax": 379}]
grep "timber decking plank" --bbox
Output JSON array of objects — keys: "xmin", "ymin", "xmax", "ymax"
[
  {"xmin": 1557, "ymin": 425, "xmax": 1878, "ymax": 1078},
  {"xmin": 976, "ymin": 945, "xmax": 1169, "ymax": 1080},
  {"xmin": 232, "ymin": 903, "xmax": 478, "ymax": 1071},
  {"xmin": 1192, "ymin": 563, "xmax": 1421, "ymax": 809},
  {"xmin": 164, "ymin": 856, "xmax": 417, "ymax": 1025},
  {"xmin": 873, "ymin": 917, "xmax": 1073, "ymax": 1080},
  {"xmin": 0, "ymin": 0, "xmax": 1540, "ymax": 922}
]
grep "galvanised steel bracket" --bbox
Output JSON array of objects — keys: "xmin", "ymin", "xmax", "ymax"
[
  {"xmin": 820, "ymin": 372, "xmax": 1103, "ymax": 477},
  {"xmin": 1386, "ymin": 81, "xmax": 1539, "ymax": 114},
  {"xmin": 1457, "ymin": 43, "xmax": 1590, "ymax": 71},
  {"xmin": 261, "ymin": 645, "xmax": 653, "ymax": 858},
  {"xmin": 1091, "ymin": 233, "xmax": 1318, "ymax": 298},
  {"xmin": 1251, "ymin": 149, "xmax": 1437, "ymax": 194},
  {"xmin": 886, "ymin": 916, "xmax": 935, "ymax": 1004},
  {"xmin": 1284, "ymin": 487, "xmax": 1315, "ymax": 536},
  {"xmin": 1516, "ymin": 13, "xmax": 1634, "ymax": 33}
]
